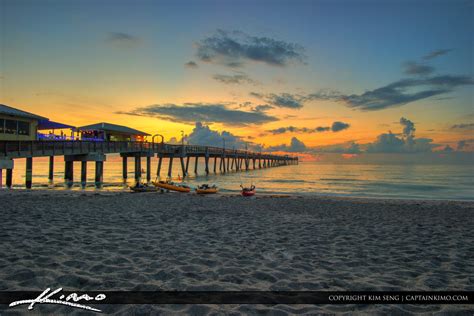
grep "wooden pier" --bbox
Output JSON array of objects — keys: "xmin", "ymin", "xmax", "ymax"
[{"xmin": 0, "ymin": 141, "xmax": 298, "ymax": 188}]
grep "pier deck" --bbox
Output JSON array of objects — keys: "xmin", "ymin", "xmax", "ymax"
[{"xmin": 0, "ymin": 140, "xmax": 298, "ymax": 188}]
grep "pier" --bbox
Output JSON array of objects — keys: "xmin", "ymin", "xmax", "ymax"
[{"xmin": 0, "ymin": 140, "xmax": 298, "ymax": 188}]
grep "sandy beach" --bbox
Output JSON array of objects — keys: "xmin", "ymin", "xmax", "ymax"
[{"xmin": 0, "ymin": 190, "xmax": 473, "ymax": 315}]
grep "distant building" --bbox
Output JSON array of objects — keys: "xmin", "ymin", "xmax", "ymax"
[
  {"xmin": 78, "ymin": 122, "xmax": 150, "ymax": 141},
  {"xmin": 0, "ymin": 104, "xmax": 48, "ymax": 141}
]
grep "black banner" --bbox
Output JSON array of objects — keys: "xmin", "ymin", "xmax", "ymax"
[{"xmin": 1, "ymin": 291, "xmax": 474, "ymax": 305}]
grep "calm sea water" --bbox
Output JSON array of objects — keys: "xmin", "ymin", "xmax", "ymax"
[{"xmin": 3, "ymin": 154, "xmax": 474, "ymax": 200}]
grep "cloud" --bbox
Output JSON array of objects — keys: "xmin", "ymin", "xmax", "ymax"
[
  {"xmin": 267, "ymin": 121, "xmax": 350, "ymax": 134},
  {"xmin": 213, "ymin": 73, "xmax": 255, "ymax": 85},
  {"xmin": 331, "ymin": 121, "xmax": 350, "ymax": 132},
  {"xmin": 185, "ymin": 61, "xmax": 198, "ymax": 68},
  {"xmin": 451, "ymin": 123, "xmax": 474, "ymax": 130},
  {"xmin": 196, "ymin": 29, "xmax": 305, "ymax": 68},
  {"xmin": 403, "ymin": 61, "xmax": 434, "ymax": 76},
  {"xmin": 253, "ymin": 104, "xmax": 274, "ymax": 112},
  {"xmin": 315, "ymin": 126, "xmax": 331, "ymax": 132},
  {"xmin": 264, "ymin": 117, "xmax": 470, "ymax": 155},
  {"xmin": 457, "ymin": 140, "xmax": 467, "ymax": 151},
  {"xmin": 423, "ymin": 49, "xmax": 452, "ymax": 60},
  {"xmin": 366, "ymin": 117, "xmax": 438, "ymax": 153},
  {"xmin": 308, "ymin": 75, "xmax": 473, "ymax": 111},
  {"xmin": 251, "ymin": 92, "xmax": 304, "ymax": 109},
  {"xmin": 400, "ymin": 117, "xmax": 416, "ymax": 139},
  {"xmin": 457, "ymin": 139, "xmax": 474, "ymax": 151},
  {"xmin": 117, "ymin": 103, "xmax": 278, "ymax": 126},
  {"xmin": 267, "ymin": 137, "xmax": 307, "ymax": 152},
  {"xmin": 238, "ymin": 101, "xmax": 274, "ymax": 113},
  {"xmin": 186, "ymin": 122, "xmax": 259, "ymax": 150},
  {"xmin": 106, "ymin": 32, "xmax": 140, "ymax": 44}
]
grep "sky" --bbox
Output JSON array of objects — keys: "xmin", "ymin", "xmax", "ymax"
[{"xmin": 1, "ymin": 0, "xmax": 473, "ymax": 161}]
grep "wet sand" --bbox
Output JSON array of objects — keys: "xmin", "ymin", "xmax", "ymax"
[{"xmin": 0, "ymin": 190, "xmax": 473, "ymax": 314}]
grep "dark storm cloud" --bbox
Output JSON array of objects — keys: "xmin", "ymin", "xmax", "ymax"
[
  {"xmin": 423, "ymin": 49, "xmax": 452, "ymax": 60},
  {"xmin": 196, "ymin": 30, "xmax": 305, "ymax": 67},
  {"xmin": 117, "ymin": 103, "xmax": 278, "ymax": 126}
]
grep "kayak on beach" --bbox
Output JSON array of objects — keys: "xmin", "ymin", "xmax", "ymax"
[
  {"xmin": 130, "ymin": 183, "xmax": 159, "ymax": 193},
  {"xmin": 196, "ymin": 184, "xmax": 218, "ymax": 194},
  {"xmin": 153, "ymin": 180, "xmax": 191, "ymax": 192},
  {"xmin": 241, "ymin": 184, "xmax": 256, "ymax": 197}
]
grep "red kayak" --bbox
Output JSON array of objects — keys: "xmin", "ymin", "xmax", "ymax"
[
  {"xmin": 241, "ymin": 185, "xmax": 256, "ymax": 197},
  {"xmin": 241, "ymin": 189, "xmax": 255, "ymax": 196}
]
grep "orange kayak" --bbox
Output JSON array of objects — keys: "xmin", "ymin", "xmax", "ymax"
[{"xmin": 152, "ymin": 181, "xmax": 191, "ymax": 192}]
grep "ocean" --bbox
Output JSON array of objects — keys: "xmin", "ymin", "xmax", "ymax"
[{"xmin": 3, "ymin": 154, "xmax": 474, "ymax": 200}]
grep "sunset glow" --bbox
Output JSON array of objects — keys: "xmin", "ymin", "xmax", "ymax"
[{"xmin": 1, "ymin": 0, "xmax": 473, "ymax": 162}]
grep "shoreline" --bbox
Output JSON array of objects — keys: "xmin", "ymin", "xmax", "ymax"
[{"xmin": 1, "ymin": 188, "xmax": 474, "ymax": 204}]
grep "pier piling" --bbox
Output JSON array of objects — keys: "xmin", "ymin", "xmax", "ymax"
[
  {"xmin": 194, "ymin": 156, "xmax": 199, "ymax": 174},
  {"xmin": 6, "ymin": 169, "xmax": 12, "ymax": 188},
  {"xmin": 48, "ymin": 156, "xmax": 54, "ymax": 185},
  {"xmin": 25, "ymin": 157, "xmax": 33, "ymax": 189},
  {"xmin": 168, "ymin": 155, "xmax": 173, "ymax": 178},
  {"xmin": 146, "ymin": 156, "xmax": 151, "ymax": 183},
  {"xmin": 185, "ymin": 156, "xmax": 190, "ymax": 176},
  {"xmin": 95, "ymin": 161, "xmax": 103, "ymax": 189},
  {"xmin": 122, "ymin": 156, "xmax": 127, "ymax": 181},
  {"xmin": 81, "ymin": 161, "xmax": 87, "ymax": 189},
  {"xmin": 134, "ymin": 156, "xmax": 141, "ymax": 184},
  {"xmin": 180, "ymin": 157, "xmax": 186, "ymax": 178},
  {"xmin": 65, "ymin": 161, "xmax": 74, "ymax": 188},
  {"xmin": 205, "ymin": 156, "xmax": 209, "ymax": 175},
  {"xmin": 157, "ymin": 154, "xmax": 163, "ymax": 177}
]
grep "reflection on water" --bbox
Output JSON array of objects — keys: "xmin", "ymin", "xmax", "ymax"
[{"xmin": 4, "ymin": 155, "xmax": 474, "ymax": 200}]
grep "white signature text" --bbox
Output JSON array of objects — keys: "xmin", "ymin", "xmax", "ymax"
[{"xmin": 9, "ymin": 287, "xmax": 106, "ymax": 312}]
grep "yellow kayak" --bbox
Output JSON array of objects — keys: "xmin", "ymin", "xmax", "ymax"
[
  {"xmin": 152, "ymin": 181, "xmax": 191, "ymax": 192},
  {"xmin": 196, "ymin": 184, "xmax": 218, "ymax": 194}
]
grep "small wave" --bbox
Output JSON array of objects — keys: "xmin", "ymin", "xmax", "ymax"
[
  {"xmin": 320, "ymin": 178, "xmax": 359, "ymax": 182},
  {"xmin": 364, "ymin": 181, "xmax": 446, "ymax": 191},
  {"xmin": 270, "ymin": 179, "xmax": 306, "ymax": 183}
]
